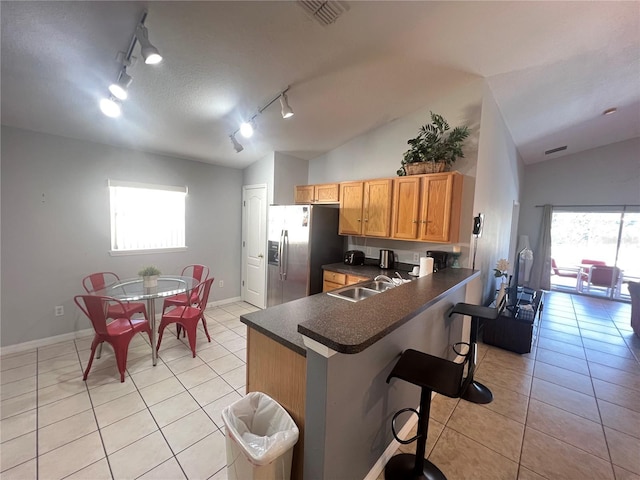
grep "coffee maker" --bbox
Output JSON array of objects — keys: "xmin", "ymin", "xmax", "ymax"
[{"xmin": 426, "ymin": 250, "xmax": 450, "ymax": 272}]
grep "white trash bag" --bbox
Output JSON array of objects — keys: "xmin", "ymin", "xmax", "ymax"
[{"xmin": 222, "ymin": 391, "xmax": 299, "ymax": 480}]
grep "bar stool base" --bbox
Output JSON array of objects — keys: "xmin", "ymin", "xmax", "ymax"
[
  {"xmin": 385, "ymin": 454, "xmax": 447, "ymax": 480},
  {"xmin": 461, "ymin": 380, "xmax": 493, "ymax": 404}
]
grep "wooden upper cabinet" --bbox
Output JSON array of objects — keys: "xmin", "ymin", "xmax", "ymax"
[
  {"xmin": 391, "ymin": 172, "xmax": 463, "ymax": 243},
  {"xmin": 338, "ymin": 182, "xmax": 364, "ymax": 235},
  {"xmin": 294, "ymin": 184, "xmax": 339, "ymax": 204},
  {"xmin": 315, "ymin": 184, "xmax": 339, "ymax": 203},
  {"xmin": 362, "ymin": 179, "xmax": 392, "ymax": 237},
  {"xmin": 294, "ymin": 185, "xmax": 314, "ymax": 204},
  {"xmin": 390, "ymin": 177, "xmax": 421, "ymax": 239}
]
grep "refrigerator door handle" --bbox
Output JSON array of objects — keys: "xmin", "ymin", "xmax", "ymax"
[
  {"xmin": 278, "ymin": 230, "xmax": 284, "ymax": 280},
  {"xmin": 282, "ymin": 230, "xmax": 289, "ymax": 280}
]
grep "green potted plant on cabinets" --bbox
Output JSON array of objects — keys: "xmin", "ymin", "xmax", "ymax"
[
  {"xmin": 397, "ymin": 112, "xmax": 470, "ymax": 176},
  {"xmin": 139, "ymin": 265, "xmax": 161, "ymax": 288}
]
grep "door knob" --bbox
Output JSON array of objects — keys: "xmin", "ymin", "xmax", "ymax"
[{"xmin": 258, "ymin": 253, "xmax": 264, "ymax": 258}]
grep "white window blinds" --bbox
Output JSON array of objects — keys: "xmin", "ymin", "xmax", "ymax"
[{"xmin": 109, "ymin": 180, "xmax": 187, "ymax": 253}]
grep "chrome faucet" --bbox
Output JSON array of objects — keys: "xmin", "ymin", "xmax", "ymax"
[{"xmin": 374, "ymin": 274, "xmax": 394, "ymax": 284}]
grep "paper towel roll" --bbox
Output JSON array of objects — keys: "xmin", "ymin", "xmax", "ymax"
[{"xmin": 419, "ymin": 257, "xmax": 434, "ymax": 277}]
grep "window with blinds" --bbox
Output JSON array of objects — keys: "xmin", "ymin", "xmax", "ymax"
[{"xmin": 109, "ymin": 180, "xmax": 187, "ymax": 253}]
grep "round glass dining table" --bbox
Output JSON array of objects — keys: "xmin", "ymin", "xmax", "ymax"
[{"xmin": 95, "ymin": 275, "xmax": 199, "ymax": 365}]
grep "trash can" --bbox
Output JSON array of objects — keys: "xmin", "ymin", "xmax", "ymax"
[{"xmin": 222, "ymin": 391, "xmax": 299, "ymax": 480}]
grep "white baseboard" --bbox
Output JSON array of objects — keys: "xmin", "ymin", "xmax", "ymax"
[
  {"xmin": 0, "ymin": 328, "xmax": 95, "ymax": 357},
  {"xmin": 1, "ymin": 296, "xmax": 245, "ymax": 357},
  {"xmin": 206, "ymin": 296, "xmax": 242, "ymax": 309}
]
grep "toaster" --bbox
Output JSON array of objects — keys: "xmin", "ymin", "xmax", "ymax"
[{"xmin": 344, "ymin": 250, "xmax": 365, "ymax": 265}]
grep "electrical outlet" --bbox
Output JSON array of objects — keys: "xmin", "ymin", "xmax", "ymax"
[
  {"xmin": 413, "ymin": 253, "xmax": 420, "ymax": 263},
  {"xmin": 54, "ymin": 306, "xmax": 64, "ymax": 317},
  {"xmin": 366, "ymin": 247, "xmax": 372, "ymax": 256},
  {"xmin": 219, "ymin": 280, "xmax": 224, "ymax": 288}
]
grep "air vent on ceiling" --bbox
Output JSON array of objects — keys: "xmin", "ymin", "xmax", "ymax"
[
  {"xmin": 545, "ymin": 145, "xmax": 567, "ymax": 155},
  {"xmin": 297, "ymin": 0, "xmax": 350, "ymax": 26}
]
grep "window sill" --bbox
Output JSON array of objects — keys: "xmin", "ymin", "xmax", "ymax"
[{"xmin": 109, "ymin": 247, "xmax": 188, "ymax": 257}]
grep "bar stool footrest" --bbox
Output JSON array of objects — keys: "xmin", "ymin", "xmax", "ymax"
[{"xmin": 391, "ymin": 408, "xmax": 419, "ymax": 444}]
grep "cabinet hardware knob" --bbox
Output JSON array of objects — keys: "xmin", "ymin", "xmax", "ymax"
[
  {"xmin": 257, "ymin": 253, "xmax": 264, "ymax": 258},
  {"xmin": 412, "ymin": 220, "xmax": 418, "ymax": 224},
  {"xmin": 357, "ymin": 218, "xmax": 361, "ymax": 222}
]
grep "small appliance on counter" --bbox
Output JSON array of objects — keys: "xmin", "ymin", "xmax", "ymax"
[
  {"xmin": 379, "ymin": 249, "xmax": 395, "ymax": 269},
  {"xmin": 344, "ymin": 250, "xmax": 365, "ymax": 265},
  {"xmin": 426, "ymin": 250, "xmax": 450, "ymax": 272}
]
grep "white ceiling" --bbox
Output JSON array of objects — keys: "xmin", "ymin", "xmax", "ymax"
[{"xmin": 2, "ymin": 1, "xmax": 639, "ymax": 170}]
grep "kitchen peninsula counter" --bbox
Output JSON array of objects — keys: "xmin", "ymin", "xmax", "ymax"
[
  {"xmin": 240, "ymin": 267, "xmax": 480, "ymax": 480},
  {"xmin": 241, "ymin": 268, "xmax": 479, "ymax": 356}
]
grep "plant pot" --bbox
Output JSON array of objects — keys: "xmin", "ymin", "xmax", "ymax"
[
  {"xmin": 405, "ymin": 161, "xmax": 448, "ymax": 175},
  {"xmin": 143, "ymin": 275, "xmax": 158, "ymax": 288}
]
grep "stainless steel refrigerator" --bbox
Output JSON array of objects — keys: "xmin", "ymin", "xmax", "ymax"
[{"xmin": 267, "ymin": 204, "xmax": 344, "ymax": 307}]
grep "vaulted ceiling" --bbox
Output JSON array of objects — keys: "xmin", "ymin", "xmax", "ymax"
[{"xmin": 2, "ymin": 1, "xmax": 639, "ymax": 169}]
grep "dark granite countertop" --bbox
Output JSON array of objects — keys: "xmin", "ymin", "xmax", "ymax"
[{"xmin": 240, "ymin": 268, "xmax": 479, "ymax": 356}]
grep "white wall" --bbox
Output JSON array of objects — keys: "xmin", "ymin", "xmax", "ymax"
[
  {"xmin": 273, "ymin": 153, "xmax": 308, "ymax": 205},
  {"xmin": 1, "ymin": 126, "xmax": 244, "ymax": 347},
  {"xmin": 243, "ymin": 152, "xmax": 275, "ymax": 204},
  {"xmin": 519, "ymin": 137, "xmax": 640, "ymax": 251},
  {"xmin": 472, "ymin": 84, "xmax": 524, "ymax": 301}
]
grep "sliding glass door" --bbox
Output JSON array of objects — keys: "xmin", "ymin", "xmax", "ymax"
[{"xmin": 550, "ymin": 208, "xmax": 639, "ymax": 300}]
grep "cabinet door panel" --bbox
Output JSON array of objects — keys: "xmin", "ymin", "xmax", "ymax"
[
  {"xmin": 315, "ymin": 184, "xmax": 339, "ymax": 203},
  {"xmin": 420, "ymin": 175, "xmax": 453, "ymax": 242},
  {"xmin": 363, "ymin": 179, "xmax": 392, "ymax": 237},
  {"xmin": 391, "ymin": 177, "xmax": 421, "ymax": 239},
  {"xmin": 295, "ymin": 185, "xmax": 314, "ymax": 204},
  {"xmin": 339, "ymin": 182, "xmax": 364, "ymax": 235}
]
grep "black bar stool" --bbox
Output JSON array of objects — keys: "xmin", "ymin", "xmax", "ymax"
[
  {"xmin": 385, "ymin": 345, "xmax": 469, "ymax": 480},
  {"xmin": 447, "ymin": 295, "xmax": 507, "ymax": 404}
]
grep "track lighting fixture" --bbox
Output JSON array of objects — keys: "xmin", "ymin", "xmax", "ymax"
[
  {"xmin": 280, "ymin": 92, "xmax": 294, "ymax": 119},
  {"xmin": 239, "ymin": 121, "xmax": 254, "ymax": 138},
  {"xmin": 100, "ymin": 96, "xmax": 122, "ymax": 118},
  {"xmin": 108, "ymin": 70, "xmax": 133, "ymax": 100},
  {"xmin": 100, "ymin": 10, "xmax": 162, "ymax": 117},
  {"xmin": 230, "ymin": 134, "xmax": 244, "ymax": 153},
  {"xmin": 228, "ymin": 86, "xmax": 294, "ymax": 152},
  {"xmin": 135, "ymin": 24, "xmax": 163, "ymax": 65}
]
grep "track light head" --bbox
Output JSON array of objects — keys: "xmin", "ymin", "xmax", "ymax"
[
  {"xmin": 136, "ymin": 24, "xmax": 163, "ymax": 65},
  {"xmin": 240, "ymin": 121, "xmax": 254, "ymax": 138},
  {"xmin": 230, "ymin": 134, "xmax": 244, "ymax": 153},
  {"xmin": 100, "ymin": 96, "xmax": 122, "ymax": 118},
  {"xmin": 108, "ymin": 71, "xmax": 133, "ymax": 100},
  {"xmin": 280, "ymin": 92, "xmax": 294, "ymax": 119}
]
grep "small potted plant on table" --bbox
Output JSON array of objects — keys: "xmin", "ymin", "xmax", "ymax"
[
  {"xmin": 397, "ymin": 111, "xmax": 470, "ymax": 176},
  {"xmin": 139, "ymin": 266, "xmax": 161, "ymax": 288}
]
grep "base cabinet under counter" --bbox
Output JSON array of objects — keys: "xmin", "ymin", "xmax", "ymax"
[{"xmin": 322, "ymin": 270, "xmax": 370, "ymax": 292}]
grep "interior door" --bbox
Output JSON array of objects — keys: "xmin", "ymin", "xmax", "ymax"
[{"xmin": 242, "ymin": 184, "xmax": 267, "ymax": 308}]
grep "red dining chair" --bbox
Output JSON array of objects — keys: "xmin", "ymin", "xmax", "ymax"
[
  {"xmin": 156, "ymin": 278, "xmax": 214, "ymax": 358},
  {"xmin": 74, "ymin": 295, "xmax": 151, "ymax": 382},
  {"xmin": 161, "ymin": 265, "xmax": 210, "ymax": 315},
  {"xmin": 82, "ymin": 272, "xmax": 147, "ymax": 320}
]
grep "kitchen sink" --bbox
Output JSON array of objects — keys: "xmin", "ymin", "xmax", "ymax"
[
  {"xmin": 359, "ymin": 281, "xmax": 395, "ymax": 292},
  {"xmin": 327, "ymin": 281, "xmax": 395, "ymax": 302}
]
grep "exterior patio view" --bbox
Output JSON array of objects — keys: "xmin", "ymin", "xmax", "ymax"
[{"xmin": 550, "ymin": 210, "xmax": 639, "ymax": 301}]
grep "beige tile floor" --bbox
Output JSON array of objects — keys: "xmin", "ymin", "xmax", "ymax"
[
  {"xmin": 1, "ymin": 293, "xmax": 639, "ymax": 479},
  {"xmin": 379, "ymin": 291, "xmax": 640, "ymax": 480}
]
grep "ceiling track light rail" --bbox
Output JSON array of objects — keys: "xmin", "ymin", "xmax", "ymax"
[
  {"xmin": 100, "ymin": 10, "xmax": 162, "ymax": 117},
  {"xmin": 229, "ymin": 87, "xmax": 294, "ymax": 153}
]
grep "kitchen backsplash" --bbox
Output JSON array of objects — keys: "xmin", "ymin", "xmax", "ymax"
[{"xmin": 346, "ymin": 237, "xmax": 468, "ymax": 269}]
